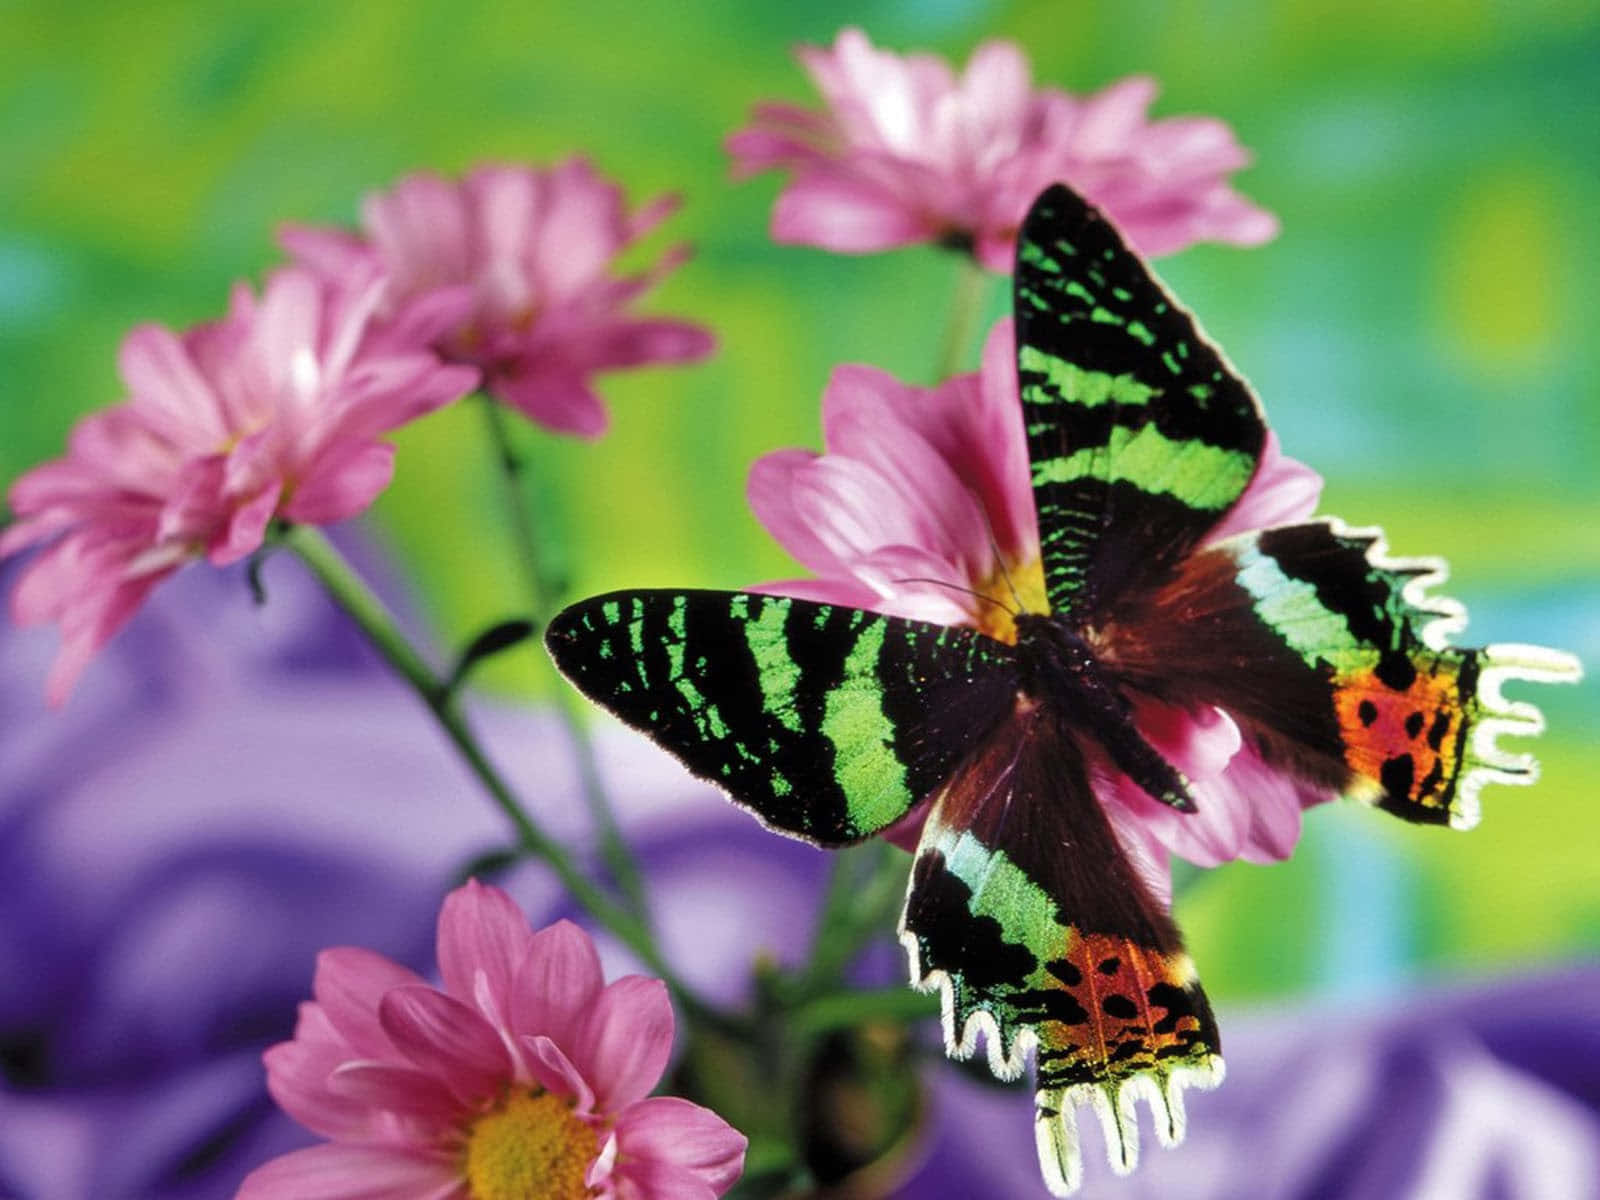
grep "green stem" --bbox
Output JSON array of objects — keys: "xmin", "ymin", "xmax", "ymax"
[
  {"xmin": 795, "ymin": 838, "xmax": 908, "ymax": 999},
  {"xmin": 279, "ymin": 523, "xmax": 728, "ymax": 1031},
  {"xmin": 793, "ymin": 985, "xmax": 937, "ymax": 1037},
  {"xmin": 935, "ymin": 253, "xmax": 991, "ymax": 380},
  {"xmin": 477, "ymin": 393, "xmax": 652, "ymax": 922}
]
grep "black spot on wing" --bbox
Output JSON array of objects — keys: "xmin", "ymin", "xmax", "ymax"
[
  {"xmin": 1380, "ymin": 753, "xmax": 1415, "ymax": 799},
  {"xmin": 1101, "ymin": 994, "xmax": 1140, "ymax": 1020}
]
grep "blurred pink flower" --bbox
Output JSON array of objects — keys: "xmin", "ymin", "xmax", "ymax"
[
  {"xmin": 727, "ymin": 28, "xmax": 1277, "ymax": 270},
  {"xmin": 1, "ymin": 268, "xmax": 476, "ymax": 706},
  {"xmin": 748, "ymin": 319, "xmax": 1326, "ymax": 893},
  {"xmin": 282, "ymin": 159, "xmax": 716, "ymax": 438},
  {"xmin": 239, "ymin": 880, "xmax": 746, "ymax": 1200}
]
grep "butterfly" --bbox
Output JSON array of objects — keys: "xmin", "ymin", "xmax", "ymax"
[{"xmin": 544, "ymin": 184, "xmax": 1579, "ymax": 1195}]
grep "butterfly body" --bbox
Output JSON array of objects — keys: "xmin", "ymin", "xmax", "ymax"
[
  {"xmin": 1013, "ymin": 612, "xmax": 1199, "ymax": 814},
  {"xmin": 545, "ymin": 184, "xmax": 1579, "ymax": 1195}
]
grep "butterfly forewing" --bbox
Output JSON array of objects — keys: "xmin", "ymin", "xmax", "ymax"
[
  {"xmin": 544, "ymin": 590, "xmax": 1021, "ymax": 845},
  {"xmin": 900, "ymin": 703, "xmax": 1221, "ymax": 1196},
  {"xmin": 1100, "ymin": 520, "xmax": 1581, "ymax": 829},
  {"xmin": 1013, "ymin": 185, "xmax": 1267, "ymax": 622}
]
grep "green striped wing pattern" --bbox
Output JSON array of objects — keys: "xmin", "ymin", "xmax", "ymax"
[
  {"xmin": 544, "ymin": 590, "xmax": 1020, "ymax": 845},
  {"xmin": 1014, "ymin": 184, "xmax": 1267, "ymax": 622}
]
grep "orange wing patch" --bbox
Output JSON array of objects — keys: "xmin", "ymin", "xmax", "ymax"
[
  {"xmin": 1032, "ymin": 932, "xmax": 1216, "ymax": 1089},
  {"xmin": 1332, "ymin": 651, "xmax": 1475, "ymax": 819}
]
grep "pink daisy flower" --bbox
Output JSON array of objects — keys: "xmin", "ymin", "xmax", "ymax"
[
  {"xmin": 727, "ymin": 28, "xmax": 1277, "ymax": 270},
  {"xmin": 239, "ymin": 880, "xmax": 747, "ymax": 1200},
  {"xmin": 282, "ymin": 159, "xmax": 716, "ymax": 438},
  {"xmin": 747, "ymin": 319, "xmax": 1327, "ymax": 897},
  {"xmin": 1, "ymin": 267, "xmax": 477, "ymax": 706}
]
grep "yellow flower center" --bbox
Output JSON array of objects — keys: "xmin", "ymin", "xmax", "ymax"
[
  {"xmin": 462, "ymin": 1090, "xmax": 598, "ymax": 1200},
  {"xmin": 973, "ymin": 556, "xmax": 1049, "ymax": 645}
]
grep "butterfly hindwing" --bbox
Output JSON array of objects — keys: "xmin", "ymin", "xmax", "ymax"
[
  {"xmin": 544, "ymin": 590, "xmax": 1021, "ymax": 845},
  {"xmin": 1101, "ymin": 520, "xmax": 1581, "ymax": 828},
  {"xmin": 899, "ymin": 702, "xmax": 1221, "ymax": 1196},
  {"xmin": 1013, "ymin": 184, "xmax": 1267, "ymax": 622}
]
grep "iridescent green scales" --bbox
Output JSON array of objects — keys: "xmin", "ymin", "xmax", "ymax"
[
  {"xmin": 1013, "ymin": 190, "xmax": 1265, "ymax": 622},
  {"xmin": 546, "ymin": 590, "xmax": 1019, "ymax": 845},
  {"xmin": 547, "ymin": 184, "xmax": 1578, "ymax": 1199}
]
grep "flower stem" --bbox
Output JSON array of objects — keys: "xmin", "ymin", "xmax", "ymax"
[
  {"xmin": 279, "ymin": 522, "xmax": 726, "ymax": 1030},
  {"xmin": 793, "ymin": 985, "xmax": 937, "ymax": 1037},
  {"xmin": 935, "ymin": 253, "xmax": 991, "ymax": 380},
  {"xmin": 795, "ymin": 838, "xmax": 907, "ymax": 999},
  {"xmin": 476, "ymin": 393, "xmax": 652, "ymax": 923}
]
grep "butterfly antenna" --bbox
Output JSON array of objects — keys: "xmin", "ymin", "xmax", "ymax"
[
  {"xmin": 891, "ymin": 577, "xmax": 1018, "ymax": 617},
  {"xmin": 976, "ymin": 502, "xmax": 1026, "ymax": 613}
]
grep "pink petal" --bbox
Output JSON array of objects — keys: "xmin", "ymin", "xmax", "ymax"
[
  {"xmin": 972, "ymin": 319, "xmax": 1037, "ymax": 559},
  {"xmin": 377, "ymin": 285, "xmax": 477, "ymax": 355},
  {"xmin": 117, "ymin": 324, "xmax": 228, "ymax": 449},
  {"xmin": 770, "ymin": 171, "xmax": 932, "ymax": 254},
  {"xmin": 209, "ymin": 481, "xmax": 282, "ymax": 566},
  {"xmin": 746, "ymin": 449, "xmax": 845, "ymax": 579},
  {"xmin": 1134, "ymin": 696, "xmax": 1242, "ymax": 781},
  {"xmin": 236, "ymin": 1143, "xmax": 462, "ymax": 1200},
  {"xmin": 1070, "ymin": 75, "xmax": 1160, "ymax": 157},
  {"xmin": 327, "ymin": 1061, "xmax": 465, "ymax": 1127},
  {"xmin": 1206, "ymin": 429, "xmax": 1323, "ymax": 542},
  {"xmin": 278, "ymin": 225, "xmax": 379, "ymax": 282},
  {"xmin": 1102, "ymin": 793, "xmax": 1175, "ymax": 910},
  {"xmin": 363, "ymin": 171, "xmax": 473, "ymax": 297},
  {"xmin": 846, "ymin": 544, "xmax": 985, "ymax": 626},
  {"xmin": 312, "ymin": 947, "xmax": 427, "ymax": 1060},
  {"xmin": 490, "ymin": 369, "xmax": 609, "ymax": 438},
  {"xmin": 582, "ymin": 318, "xmax": 716, "ymax": 370},
  {"xmin": 613, "ymin": 1096, "xmax": 748, "ymax": 1196},
  {"xmin": 41, "ymin": 568, "xmax": 167, "ymax": 709},
  {"xmin": 821, "ymin": 366, "xmax": 995, "ymax": 581},
  {"xmin": 436, "ymin": 879, "xmax": 537, "ymax": 1028},
  {"xmin": 252, "ymin": 270, "xmax": 325, "ymax": 401},
  {"xmin": 508, "ymin": 918, "xmax": 605, "ymax": 1049},
  {"xmin": 262, "ymin": 1007, "xmax": 374, "ymax": 1141},
  {"xmin": 378, "ymin": 985, "xmax": 511, "ymax": 1104},
  {"xmin": 1203, "ymin": 738, "xmax": 1328, "ymax": 864},
  {"xmin": 283, "ymin": 440, "xmax": 396, "ymax": 525},
  {"xmin": 571, "ymin": 976, "xmax": 674, "ymax": 1112},
  {"xmin": 522, "ymin": 1033, "xmax": 596, "ymax": 1113},
  {"xmin": 523, "ymin": 158, "xmax": 625, "ymax": 297},
  {"xmin": 957, "ymin": 40, "xmax": 1032, "ymax": 140}
]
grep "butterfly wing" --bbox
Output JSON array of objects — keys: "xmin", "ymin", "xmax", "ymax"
[
  {"xmin": 544, "ymin": 590, "xmax": 1021, "ymax": 845},
  {"xmin": 1101, "ymin": 520, "xmax": 1581, "ymax": 829},
  {"xmin": 1013, "ymin": 184, "xmax": 1267, "ymax": 622},
  {"xmin": 900, "ymin": 701, "xmax": 1221, "ymax": 1196}
]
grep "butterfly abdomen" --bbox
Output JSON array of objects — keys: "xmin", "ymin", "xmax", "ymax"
[{"xmin": 1014, "ymin": 614, "xmax": 1198, "ymax": 814}]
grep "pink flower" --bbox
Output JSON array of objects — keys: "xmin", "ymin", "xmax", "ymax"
[
  {"xmin": 727, "ymin": 28, "xmax": 1277, "ymax": 270},
  {"xmin": 748, "ymin": 320, "xmax": 1326, "ymax": 895},
  {"xmin": 282, "ymin": 159, "xmax": 716, "ymax": 438},
  {"xmin": 2, "ymin": 268, "xmax": 476, "ymax": 706},
  {"xmin": 239, "ymin": 880, "xmax": 746, "ymax": 1199}
]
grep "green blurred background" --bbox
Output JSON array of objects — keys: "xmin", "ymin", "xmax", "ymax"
[{"xmin": 3, "ymin": 0, "xmax": 1596, "ymax": 1008}]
